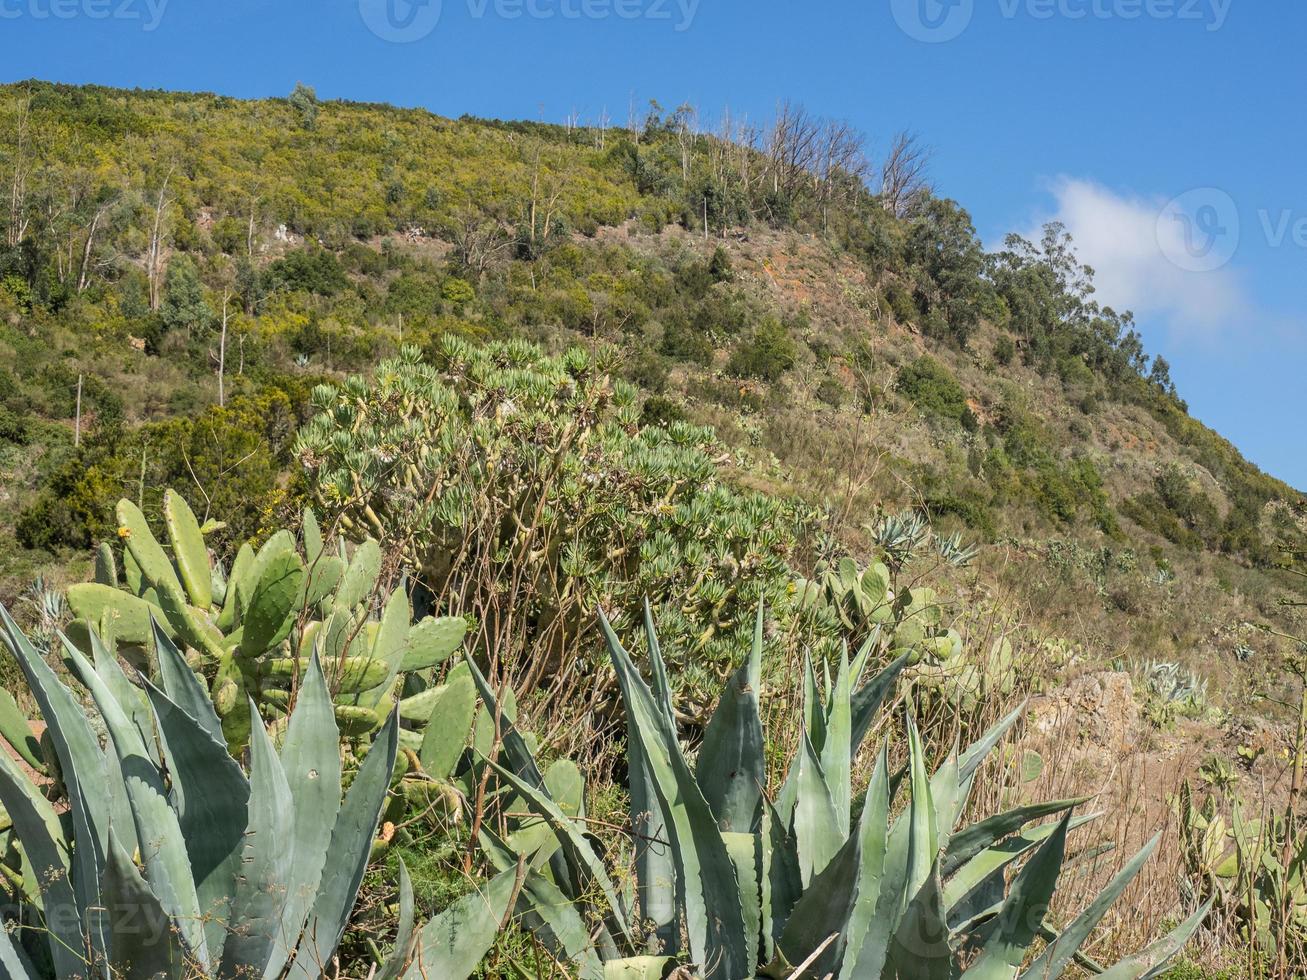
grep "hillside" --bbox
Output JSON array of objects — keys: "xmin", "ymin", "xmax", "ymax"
[
  {"xmin": 2, "ymin": 79, "xmax": 1303, "ymax": 702},
  {"xmin": 3, "ymin": 77, "xmax": 1307, "ymax": 976}
]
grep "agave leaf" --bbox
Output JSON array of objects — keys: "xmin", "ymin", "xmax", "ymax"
[
  {"xmin": 902, "ymin": 715, "xmax": 939, "ymax": 912},
  {"xmin": 64, "ymin": 637, "xmax": 209, "ymax": 969},
  {"xmin": 930, "ymin": 749, "xmax": 962, "ymax": 855},
  {"xmin": 643, "ymin": 598, "xmax": 676, "ymax": 730},
  {"xmin": 943, "ymin": 798, "xmax": 1091, "ymax": 877},
  {"xmin": 600, "ymin": 609, "xmax": 751, "ymax": 980},
  {"xmin": 90, "ymin": 629, "xmax": 156, "ymax": 766},
  {"xmin": 285, "ymin": 709, "xmax": 399, "ymax": 979},
  {"xmin": 164, "ymin": 490, "xmax": 212, "ymax": 610},
  {"xmin": 0, "ymin": 750, "xmax": 84, "ymax": 978},
  {"xmin": 376, "ymin": 859, "xmax": 418, "ymax": 980},
  {"xmin": 724, "ymin": 831, "xmax": 763, "ymax": 971},
  {"xmin": 218, "ymin": 703, "xmax": 295, "ymax": 976},
  {"xmin": 820, "ymin": 644, "xmax": 853, "ymax": 836},
  {"xmin": 0, "ymin": 922, "xmax": 35, "ymax": 979},
  {"xmin": 764, "ymin": 795, "xmax": 803, "ymax": 946},
  {"xmin": 2, "ymin": 608, "xmax": 113, "ymax": 965},
  {"xmin": 603, "ymin": 957, "xmax": 678, "ymax": 979},
  {"xmin": 843, "ymin": 718, "xmax": 936, "ymax": 979},
  {"xmin": 482, "ymin": 827, "xmax": 605, "ymax": 980},
  {"xmin": 697, "ymin": 602, "xmax": 766, "ymax": 833},
  {"xmin": 267, "ymin": 652, "xmax": 344, "ymax": 978},
  {"xmin": 507, "ymin": 759, "xmax": 586, "ymax": 871},
  {"xmin": 802, "ymin": 652, "xmax": 827, "ymax": 755},
  {"xmin": 1082, "ymin": 899, "xmax": 1213, "ymax": 980},
  {"xmin": 631, "ymin": 676, "xmax": 678, "ymax": 957},
  {"xmin": 958, "ymin": 702, "xmax": 1027, "ymax": 790},
  {"xmin": 887, "ymin": 858, "xmax": 953, "ymax": 980},
  {"xmin": 465, "ymin": 654, "xmax": 545, "ymax": 788},
  {"xmin": 1021, "ymin": 834, "xmax": 1160, "ymax": 980},
  {"xmin": 102, "ymin": 830, "xmax": 190, "ymax": 979},
  {"xmin": 402, "ymin": 868, "xmax": 519, "ymax": 980},
  {"xmin": 791, "ymin": 728, "xmax": 841, "ymax": 887},
  {"xmin": 487, "ymin": 758, "xmax": 635, "ymax": 947},
  {"xmin": 849, "ymin": 651, "xmax": 910, "ymax": 757},
  {"xmin": 776, "ymin": 829, "xmax": 862, "ymax": 977},
  {"xmin": 943, "ymin": 813, "xmax": 1100, "ymax": 920},
  {"xmin": 140, "ymin": 677, "xmax": 249, "ymax": 966},
  {"xmin": 153, "ymin": 619, "xmax": 225, "ymax": 744},
  {"xmin": 960, "ymin": 814, "xmax": 1071, "ymax": 980},
  {"xmin": 837, "ymin": 744, "xmax": 893, "ymax": 980}
]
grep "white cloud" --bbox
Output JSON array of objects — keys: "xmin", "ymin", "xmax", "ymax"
[{"xmin": 1009, "ymin": 177, "xmax": 1248, "ymax": 335}]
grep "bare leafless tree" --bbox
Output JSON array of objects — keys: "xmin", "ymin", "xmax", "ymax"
[
  {"xmin": 452, "ymin": 210, "xmax": 515, "ymax": 279},
  {"xmin": 816, "ymin": 118, "xmax": 870, "ymax": 233},
  {"xmin": 880, "ymin": 130, "xmax": 933, "ymax": 219},
  {"xmin": 147, "ymin": 165, "xmax": 175, "ymax": 311},
  {"xmin": 5, "ymin": 95, "xmax": 33, "ymax": 247},
  {"xmin": 765, "ymin": 100, "xmax": 821, "ymax": 204}
]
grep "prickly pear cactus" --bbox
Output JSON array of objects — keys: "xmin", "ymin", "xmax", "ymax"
[{"xmin": 66, "ymin": 489, "xmax": 470, "ymax": 756}]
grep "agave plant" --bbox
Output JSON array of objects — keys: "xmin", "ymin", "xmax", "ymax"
[
  {"xmin": 0, "ymin": 608, "xmax": 399, "ymax": 978},
  {"xmin": 65, "ymin": 490, "xmax": 467, "ymax": 754},
  {"xmin": 471, "ymin": 604, "xmax": 1209, "ymax": 980}
]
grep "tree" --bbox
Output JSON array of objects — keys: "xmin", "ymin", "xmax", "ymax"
[
  {"xmin": 160, "ymin": 254, "xmax": 213, "ymax": 336},
  {"xmin": 1149, "ymin": 355, "xmax": 1177, "ymax": 396},
  {"xmin": 289, "ymin": 82, "xmax": 319, "ymax": 129},
  {"xmin": 880, "ymin": 131, "xmax": 932, "ymax": 219}
]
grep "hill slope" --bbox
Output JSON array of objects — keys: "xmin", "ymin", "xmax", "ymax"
[{"xmin": 0, "ymin": 78, "xmax": 1304, "ymax": 714}]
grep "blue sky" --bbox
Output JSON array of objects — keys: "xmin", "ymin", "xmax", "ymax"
[{"xmin": 3, "ymin": 0, "xmax": 1304, "ymax": 487}]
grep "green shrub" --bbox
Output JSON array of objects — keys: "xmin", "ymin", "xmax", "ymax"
[
  {"xmin": 993, "ymin": 333, "xmax": 1016, "ymax": 365},
  {"xmin": 0, "ymin": 405, "xmax": 28, "ymax": 445},
  {"xmin": 296, "ymin": 338, "xmax": 820, "ymax": 690},
  {"xmin": 726, "ymin": 317, "xmax": 796, "ymax": 381},
  {"xmin": 896, "ymin": 355, "xmax": 967, "ymax": 422}
]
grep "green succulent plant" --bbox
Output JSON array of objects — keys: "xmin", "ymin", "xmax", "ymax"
[
  {"xmin": 294, "ymin": 339, "xmax": 818, "ymax": 694},
  {"xmin": 1138, "ymin": 661, "xmax": 1210, "ymax": 727},
  {"xmin": 468, "ymin": 604, "xmax": 1209, "ymax": 980},
  {"xmin": 0, "ymin": 607, "xmax": 399, "ymax": 978},
  {"xmin": 792, "ymin": 553, "xmax": 954, "ymax": 666},
  {"xmin": 1179, "ymin": 782, "xmax": 1307, "ymax": 966},
  {"xmin": 64, "ymin": 490, "xmax": 468, "ymax": 756},
  {"xmin": 908, "ymin": 634, "xmax": 1018, "ymax": 716}
]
